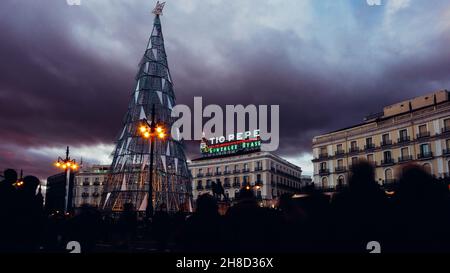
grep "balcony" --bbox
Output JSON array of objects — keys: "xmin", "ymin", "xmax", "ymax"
[
  {"xmin": 81, "ymin": 192, "xmax": 89, "ymax": 198},
  {"xmin": 417, "ymin": 152, "xmax": 433, "ymax": 160},
  {"xmin": 318, "ymin": 153, "xmax": 329, "ymax": 160},
  {"xmin": 380, "ymin": 158, "xmax": 395, "ymax": 166},
  {"xmin": 223, "ymin": 170, "xmax": 231, "ymax": 175},
  {"xmin": 92, "ymin": 192, "xmax": 100, "ymax": 198},
  {"xmin": 348, "ymin": 147, "xmax": 360, "ymax": 154},
  {"xmin": 223, "ymin": 183, "xmax": 231, "ymax": 189},
  {"xmin": 335, "ymin": 166, "xmax": 347, "ymax": 173},
  {"xmin": 443, "ymin": 149, "xmax": 450, "ymax": 156},
  {"xmin": 319, "ymin": 168, "xmax": 330, "ymax": 176},
  {"xmin": 397, "ymin": 136, "xmax": 410, "ymax": 144},
  {"xmin": 398, "ymin": 155, "xmax": 413, "ymax": 163},
  {"xmin": 441, "ymin": 126, "xmax": 450, "ymax": 134},
  {"xmin": 254, "ymin": 166, "xmax": 263, "ymax": 171},
  {"xmin": 364, "ymin": 144, "xmax": 376, "ymax": 151},
  {"xmin": 215, "ymin": 171, "xmax": 222, "ymax": 176},
  {"xmin": 335, "ymin": 150, "xmax": 345, "ymax": 156},
  {"xmin": 242, "ymin": 169, "xmax": 250, "ymax": 173},
  {"xmin": 380, "ymin": 140, "xmax": 392, "ymax": 147},
  {"xmin": 196, "ymin": 173, "xmax": 204, "ymax": 178},
  {"xmin": 233, "ymin": 169, "xmax": 241, "ymax": 174},
  {"xmin": 416, "ymin": 131, "xmax": 431, "ymax": 139},
  {"xmin": 205, "ymin": 184, "xmax": 211, "ymax": 189},
  {"xmin": 82, "ymin": 182, "xmax": 90, "ymax": 186},
  {"xmin": 255, "ymin": 180, "xmax": 263, "ymax": 186},
  {"xmin": 232, "ymin": 182, "xmax": 241, "ymax": 188},
  {"xmin": 196, "ymin": 185, "xmax": 204, "ymax": 190},
  {"xmin": 205, "ymin": 173, "xmax": 212, "ymax": 177}
]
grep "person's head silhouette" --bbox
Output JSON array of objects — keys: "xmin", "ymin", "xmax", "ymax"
[
  {"xmin": 196, "ymin": 193, "xmax": 218, "ymax": 215},
  {"xmin": 23, "ymin": 175, "xmax": 40, "ymax": 196},
  {"xmin": 3, "ymin": 169, "xmax": 18, "ymax": 185},
  {"xmin": 348, "ymin": 160, "xmax": 376, "ymax": 190}
]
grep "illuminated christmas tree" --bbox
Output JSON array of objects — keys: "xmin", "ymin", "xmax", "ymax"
[{"xmin": 102, "ymin": 2, "xmax": 192, "ymax": 214}]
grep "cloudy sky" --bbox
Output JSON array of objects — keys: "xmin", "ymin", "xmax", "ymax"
[{"xmin": 1, "ymin": 0, "xmax": 450, "ymax": 179}]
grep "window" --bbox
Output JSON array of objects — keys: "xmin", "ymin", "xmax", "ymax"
[
  {"xmin": 351, "ymin": 157, "xmax": 358, "ymax": 165},
  {"xmin": 385, "ymin": 169, "xmax": 393, "ymax": 180},
  {"xmin": 419, "ymin": 124, "xmax": 427, "ymax": 134},
  {"xmin": 446, "ymin": 139, "xmax": 450, "ymax": 149},
  {"xmin": 216, "ymin": 166, "xmax": 220, "ymax": 173},
  {"xmin": 399, "ymin": 129, "xmax": 408, "ymax": 139},
  {"xmin": 225, "ymin": 165, "xmax": 229, "ymax": 172},
  {"xmin": 366, "ymin": 137, "xmax": 373, "ymax": 146},
  {"xmin": 401, "ymin": 147, "xmax": 409, "ymax": 158},
  {"xmin": 382, "ymin": 133, "xmax": 390, "ymax": 143},
  {"xmin": 320, "ymin": 162, "xmax": 327, "ymax": 170},
  {"xmin": 243, "ymin": 163, "xmax": 248, "ymax": 170},
  {"xmin": 234, "ymin": 165, "xmax": 238, "ymax": 171},
  {"xmin": 337, "ymin": 144, "xmax": 343, "ymax": 152},
  {"xmin": 321, "ymin": 177, "xmax": 328, "ymax": 188},
  {"xmin": 367, "ymin": 154, "xmax": 374, "ymax": 163},
  {"xmin": 198, "ymin": 168, "xmax": 203, "ymax": 174},
  {"xmin": 234, "ymin": 177, "xmax": 239, "ymax": 183},
  {"xmin": 445, "ymin": 118, "xmax": 450, "ymax": 130},
  {"xmin": 197, "ymin": 180, "xmax": 203, "ymax": 187},
  {"xmin": 351, "ymin": 141, "xmax": 357, "ymax": 149},
  {"xmin": 383, "ymin": 151, "xmax": 392, "ymax": 161},
  {"xmin": 256, "ymin": 174, "xmax": 261, "ymax": 182},
  {"xmin": 320, "ymin": 147, "xmax": 327, "ymax": 155},
  {"xmin": 337, "ymin": 159, "xmax": 343, "ymax": 168},
  {"xmin": 337, "ymin": 176, "xmax": 345, "ymax": 186},
  {"xmin": 420, "ymin": 143, "xmax": 431, "ymax": 155}
]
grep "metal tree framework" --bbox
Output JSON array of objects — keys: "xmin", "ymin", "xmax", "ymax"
[{"xmin": 101, "ymin": 2, "xmax": 192, "ymax": 214}]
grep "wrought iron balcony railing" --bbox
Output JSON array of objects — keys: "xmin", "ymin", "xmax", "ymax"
[
  {"xmin": 397, "ymin": 136, "xmax": 410, "ymax": 143},
  {"xmin": 364, "ymin": 144, "xmax": 375, "ymax": 151},
  {"xmin": 380, "ymin": 140, "xmax": 393, "ymax": 147},
  {"xmin": 416, "ymin": 131, "xmax": 431, "ymax": 139},
  {"xmin": 335, "ymin": 166, "xmax": 347, "ymax": 173},
  {"xmin": 381, "ymin": 158, "xmax": 395, "ymax": 166},
  {"xmin": 398, "ymin": 155, "xmax": 413, "ymax": 163},
  {"xmin": 417, "ymin": 152, "xmax": 433, "ymax": 159}
]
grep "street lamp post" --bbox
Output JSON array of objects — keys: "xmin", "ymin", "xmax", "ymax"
[
  {"xmin": 138, "ymin": 104, "xmax": 167, "ymax": 219},
  {"xmin": 53, "ymin": 146, "xmax": 80, "ymax": 214}
]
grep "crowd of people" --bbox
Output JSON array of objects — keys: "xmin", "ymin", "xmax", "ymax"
[{"xmin": 0, "ymin": 162, "xmax": 449, "ymax": 253}]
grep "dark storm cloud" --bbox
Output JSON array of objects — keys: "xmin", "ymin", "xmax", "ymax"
[{"xmin": 1, "ymin": 0, "xmax": 450, "ymax": 178}]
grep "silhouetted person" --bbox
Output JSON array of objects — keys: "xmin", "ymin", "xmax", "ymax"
[
  {"xmin": 0, "ymin": 169, "xmax": 18, "ymax": 252},
  {"xmin": 117, "ymin": 203, "xmax": 137, "ymax": 250},
  {"xmin": 331, "ymin": 161, "xmax": 390, "ymax": 252},
  {"xmin": 278, "ymin": 193, "xmax": 314, "ymax": 252},
  {"xmin": 152, "ymin": 203, "xmax": 171, "ymax": 252},
  {"xmin": 181, "ymin": 194, "xmax": 224, "ymax": 252},
  {"xmin": 224, "ymin": 187, "xmax": 282, "ymax": 252},
  {"xmin": 390, "ymin": 165, "xmax": 450, "ymax": 252},
  {"xmin": 15, "ymin": 175, "xmax": 43, "ymax": 252}
]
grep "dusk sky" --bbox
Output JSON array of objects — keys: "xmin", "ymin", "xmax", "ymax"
[{"xmin": 1, "ymin": 0, "xmax": 450, "ymax": 180}]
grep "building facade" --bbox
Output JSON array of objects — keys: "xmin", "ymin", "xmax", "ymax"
[
  {"xmin": 73, "ymin": 164, "xmax": 109, "ymax": 210},
  {"xmin": 312, "ymin": 89, "xmax": 450, "ymax": 189},
  {"xmin": 45, "ymin": 172, "xmax": 75, "ymax": 214},
  {"xmin": 188, "ymin": 151, "xmax": 303, "ymax": 206}
]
